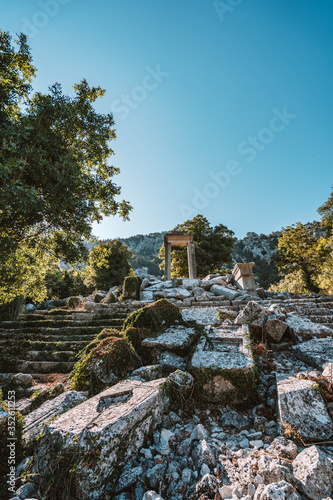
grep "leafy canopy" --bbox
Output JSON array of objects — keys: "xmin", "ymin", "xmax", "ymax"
[
  {"xmin": 159, "ymin": 214, "xmax": 235, "ymax": 278},
  {"xmin": 273, "ymin": 222, "xmax": 329, "ymax": 293},
  {"xmin": 85, "ymin": 240, "xmax": 134, "ymax": 290},
  {"xmin": 0, "ymin": 30, "xmax": 131, "ymax": 263}
]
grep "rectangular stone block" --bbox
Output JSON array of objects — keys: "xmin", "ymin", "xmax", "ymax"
[
  {"xmin": 232, "ymin": 263, "xmax": 256, "ymax": 291},
  {"xmin": 190, "ymin": 325, "xmax": 256, "ymax": 402},
  {"xmin": 293, "ymin": 337, "xmax": 333, "ymax": 369},
  {"xmin": 33, "ymin": 379, "xmax": 169, "ymax": 499},
  {"xmin": 277, "ymin": 376, "xmax": 333, "ymax": 442},
  {"xmin": 182, "ymin": 307, "xmax": 220, "ymax": 325}
]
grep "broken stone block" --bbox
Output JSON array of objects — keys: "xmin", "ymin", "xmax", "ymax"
[
  {"xmin": 114, "ymin": 465, "xmax": 143, "ymax": 493},
  {"xmin": 285, "ymin": 314, "xmax": 333, "ymax": 340},
  {"xmin": 130, "ymin": 364, "xmax": 163, "ymax": 381},
  {"xmin": 8, "ymin": 373, "xmax": 34, "ymax": 389},
  {"xmin": 232, "ymin": 262, "xmax": 256, "ymax": 291},
  {"xmin": 257, "ymin": 480, "xmax": 301, "ymax": 500},
  {"xmin": 167, "ymin": 369, "xmax": 193, "ymax": 388},
  {"xmin": 277, "ymin": 376, "xmax": 333, "ymax": 441},
  {"xmin": 190, "ymin": 325, "xmax": 256, "ymax": 402},
  {"xmin": 192, "ymin": 439, "xmax": 215, "ymax": 467},
  {"xmin": 158, "ymin": 351, "xmax": 186, "ymax": 371},
  {"xmin": 23, "ymin": 390, "xmax": 86, "ymax": 441},
  {"xmin": 292, "ymin": 446, "xmax": 333, "ymax": 500},
  {"xmin": 33, "ymin": 378, "xmax": 170, "ymax": 498},
  {"xmin": 140, "ymin": 290, "xmax": 155, "ymax": 302},
  {"xmin": 264, "ymin": 316, "xmax": 288, "ymax": 342},
  {"xmin": 142, "ymin": 325, "xmax": 198, "ymax": 353},
  {"xmin": 181, "ymin": 278, "xmax": 201, "ymax": 289},
  {"xmin": 182, "ymin": 307, "xmax": 220, "ymax": 325},
  {"xmin": 210, "ymin": 285, "xmax": 240, "ymax": 300},
  {"xmin": 234, "ymin": 301, "xmax": 268, "ymax": 327},
  {"xmin": 265, "ymin": 436, "xmax": 298, "ymax": 460},
  {"xmin": 292, "ymin": 337, "xmax": 333, "ymax": 369}
]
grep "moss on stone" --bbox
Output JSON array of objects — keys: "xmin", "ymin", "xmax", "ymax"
[
  {"xmin": 70, "ymin": 334, "xmax": 140, "ymax": 394},
  {"xmin": 120, "ymin": 276, "xmax": 142, "ymax": 301},
  {"xmin": 123, "ymin": 298, "xmax": 182, "ymax": 331}
]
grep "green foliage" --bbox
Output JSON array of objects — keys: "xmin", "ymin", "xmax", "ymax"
[
  {"xmin": 273, "ymin": 222, "xmax": 329, "ymax": 293},
  {"xmin": 120, "ymin": 276, "xmax": 142, "ymax": 301},
  {"xmin": 0, "ymin": 31, "xmax": 131, "ymax": 264},
  {"xmin": 84, "ymin": 239, "xmax": 133, "ymax": 290},
  {"xmin": 44, "ymin": 263, "xmax": 92, "ymax": 299},
  {"xmin": 70, "ymin": 330, "xmax": 138, "ymax": 394},
  {"xmin": 269, "ymin": 269, "xmax": 310, "ymax": 295},
  {"xmin": 159, "ymin": 215, "xmax": 234, "ymax": 278},
  {"xmin": 318, "ymin": 186, "xmax": 333, "ymax": 233},
  {"xmin": 123, "ymin": 298, "xmax": 182, "ymax": 331},
  {"xmin": 0, "ymin": 240, "xmax": 50, "ymax": 307}
]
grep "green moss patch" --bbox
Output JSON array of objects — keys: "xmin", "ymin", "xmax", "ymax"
[
  {"xmin": 123, "ymin": 298, "xmax": 182, "ymax": 331},
  {"xmin": 120, "ymin": 276, "xmax": 142, "ymax": 301},
  {"xmin": 70, "ymin": 333, "xmax": 140, "ymax": 394}
]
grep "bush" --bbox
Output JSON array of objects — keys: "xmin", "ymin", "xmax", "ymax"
[{"xmin": 85, "ymin": 240, "xmax": 134, "ymax": 290}]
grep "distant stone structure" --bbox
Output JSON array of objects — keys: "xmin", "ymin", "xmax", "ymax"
[
  {"xmin": 232, "ymin": 262, "xmax": 256, "ymax": 291},
  {"xmin": 164, "ymin": 232, "xmax": 197, "ymax": 280}
]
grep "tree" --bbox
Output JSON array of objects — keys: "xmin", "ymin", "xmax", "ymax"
[
  {"xmin": 0, "ymin": 31, "xmax": 131, "ymax": 263},
  {"xmin": 159, "ymin": 215, "xmax": 234, "ymax": 278},
  {"xmin": 273, "ymin": 223, "xmax": 328, "ymax": 293},
  {"xmin": 85, "ymin": 240, "xmax": 134, "ymax": 290},
  {"xmin": 318, "ymin": 186, "xmax": 333, "ymax": 233}
]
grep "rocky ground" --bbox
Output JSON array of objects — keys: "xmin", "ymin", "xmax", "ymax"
[{"xmin": 2, "ymin": 271, "xmax": 333, "ymax": 500}]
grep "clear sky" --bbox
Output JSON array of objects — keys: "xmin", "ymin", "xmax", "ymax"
[{"xmin": 2, "ymin": 0, "xmax": 333, "ymax": 239}]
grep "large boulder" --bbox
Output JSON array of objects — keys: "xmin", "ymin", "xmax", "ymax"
[
  {"xmin": 292, "ymin": 337, "xmax": 333, "ymax": 369},
  {"xmin": 123, "ymin": 299, "xmax": 182, "ymax": 331}
]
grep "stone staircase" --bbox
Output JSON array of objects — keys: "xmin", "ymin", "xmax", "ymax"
[{"xmin": 0, "ymin": 305, "xmax": 138, "ymax": 382}]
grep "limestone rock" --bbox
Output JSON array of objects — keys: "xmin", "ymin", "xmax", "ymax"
[
  {"xmin": 264, "ymin": 316, "xmax": 288, "ymax": 342},
  {"xmin": 257, "ymin": 480, "xmax": 301, "ymax": 500},
  {"xmin": 285, "ymin": 314, "xmax": 333, "ymax": 340},
  {"xmin": 323, "ymin": 362, "xmax": 333, "ymax": 380},
  {"xmin": 292, "ymin": 446, "xmax": 333, "ymax": 500},
  {"xmin": 142, "ymin": 325, "xmax": 197, "ymax": 352},
  {"xmin": 158, "ymin": 351, "xmax": 186, "ymax": 371},
  {"xmin": 265, "ymin": 436, "xmax": 298, "ymax": 460},
  {"xmin": 167, "ymin": 369, "xmax": 194, "ymax": 388},
  {"xmin": 234, "ymin": 301, "xmax": 268, "ymax": 327},
  {"xmin": 115, "ymin": 466, "xmax": 143, "ymax": 493},
  {"xmin": 192, "ymin": 439, "xmax": 215, "ymax": 467},
  {"xmin": 8, "ymin": 373, "xmax": 33, "ymax": 388},
  {"xmin": 33, "ymin": 379, "xmax": 169, "ymax": 498},
  {"xmin": 131, "ymin": 365, "xmax": 163, "ymax": 381},
  {"xmin": 277, "ymin": 376, "xmax": 333, "ymax": 441},
  {"xmin": 292, "ymin": 337, "xmax": 333, "ymax": 369},
  {"xmin": 210, "ymin": 285, "xmax": 240, "ymax": 300},
  {"xmin": 23, "ymin": 390, "xmax": 86, "ymax": 441},
  {"xmin": 182, "ymin": 307, "xmax": 220, "ymax": 325}
]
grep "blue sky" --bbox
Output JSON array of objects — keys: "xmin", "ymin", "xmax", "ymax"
[{"xmin": 2, "ymin": 0, "xmax": 333, "ymax": 239}]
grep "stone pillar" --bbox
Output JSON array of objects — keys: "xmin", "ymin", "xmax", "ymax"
[
  {"xmin": 187, "ymin": 242, "xmax": 197, "ymax": 279},
  {"xmin": 232, "ymin": 263, "xmax": 256, "ymax": 291},
  {"xmin": 164, "ymin": 240, "xmax": 172, "ymax": 281}
]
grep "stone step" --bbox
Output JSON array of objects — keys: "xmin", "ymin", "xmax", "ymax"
[
  {"xmin": 0, "ymin": 318, "xmax": 126, "ymax": 329},
  {"xmin": 25, "ymin": 350, "xmax": 77, "ymax": 362},
  {"xmin": 4, "ymin": 339, "xmax": 91, "ymax": 351},
  {"xmin": 0, "ymin": 325, "xmax": 116, "ymax": 336},
  {"xmin": 0, "ymin": 333, "xmax": 97, "ymax": 343},
  {"xmin": 16, "ymin": 360, "xmax": 75, "ymax": 374}
]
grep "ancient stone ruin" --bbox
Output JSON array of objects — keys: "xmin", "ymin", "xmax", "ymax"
[{"xmin": 1, "ymin": 263, "xmax": 333, "ymax": 499}]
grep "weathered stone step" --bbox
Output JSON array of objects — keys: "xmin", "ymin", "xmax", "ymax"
[
  {"xmin": 0, "ymin": 333, "xmax": 97, "ymax": 342},
  {"xmin": 25, "ymin": 350, "xmax": 77, "ymax": 362},
  {"xmin": 0, "ymin": 325, "xmax": 116, "ymax": 336},
  {"xmin": 306, "ymin": 315, "xmax": 333, "ymax": 324},
  {"xmin": 14, "ymin": 340, "xmax": 90, "ymax": 351},
  {"xmin": 16, "ymin": 360, "xmax": 75, "ymax": 374},
  {"xmin": 0, "ymin": 318, "xmax": 126, "ymax": 329}
]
